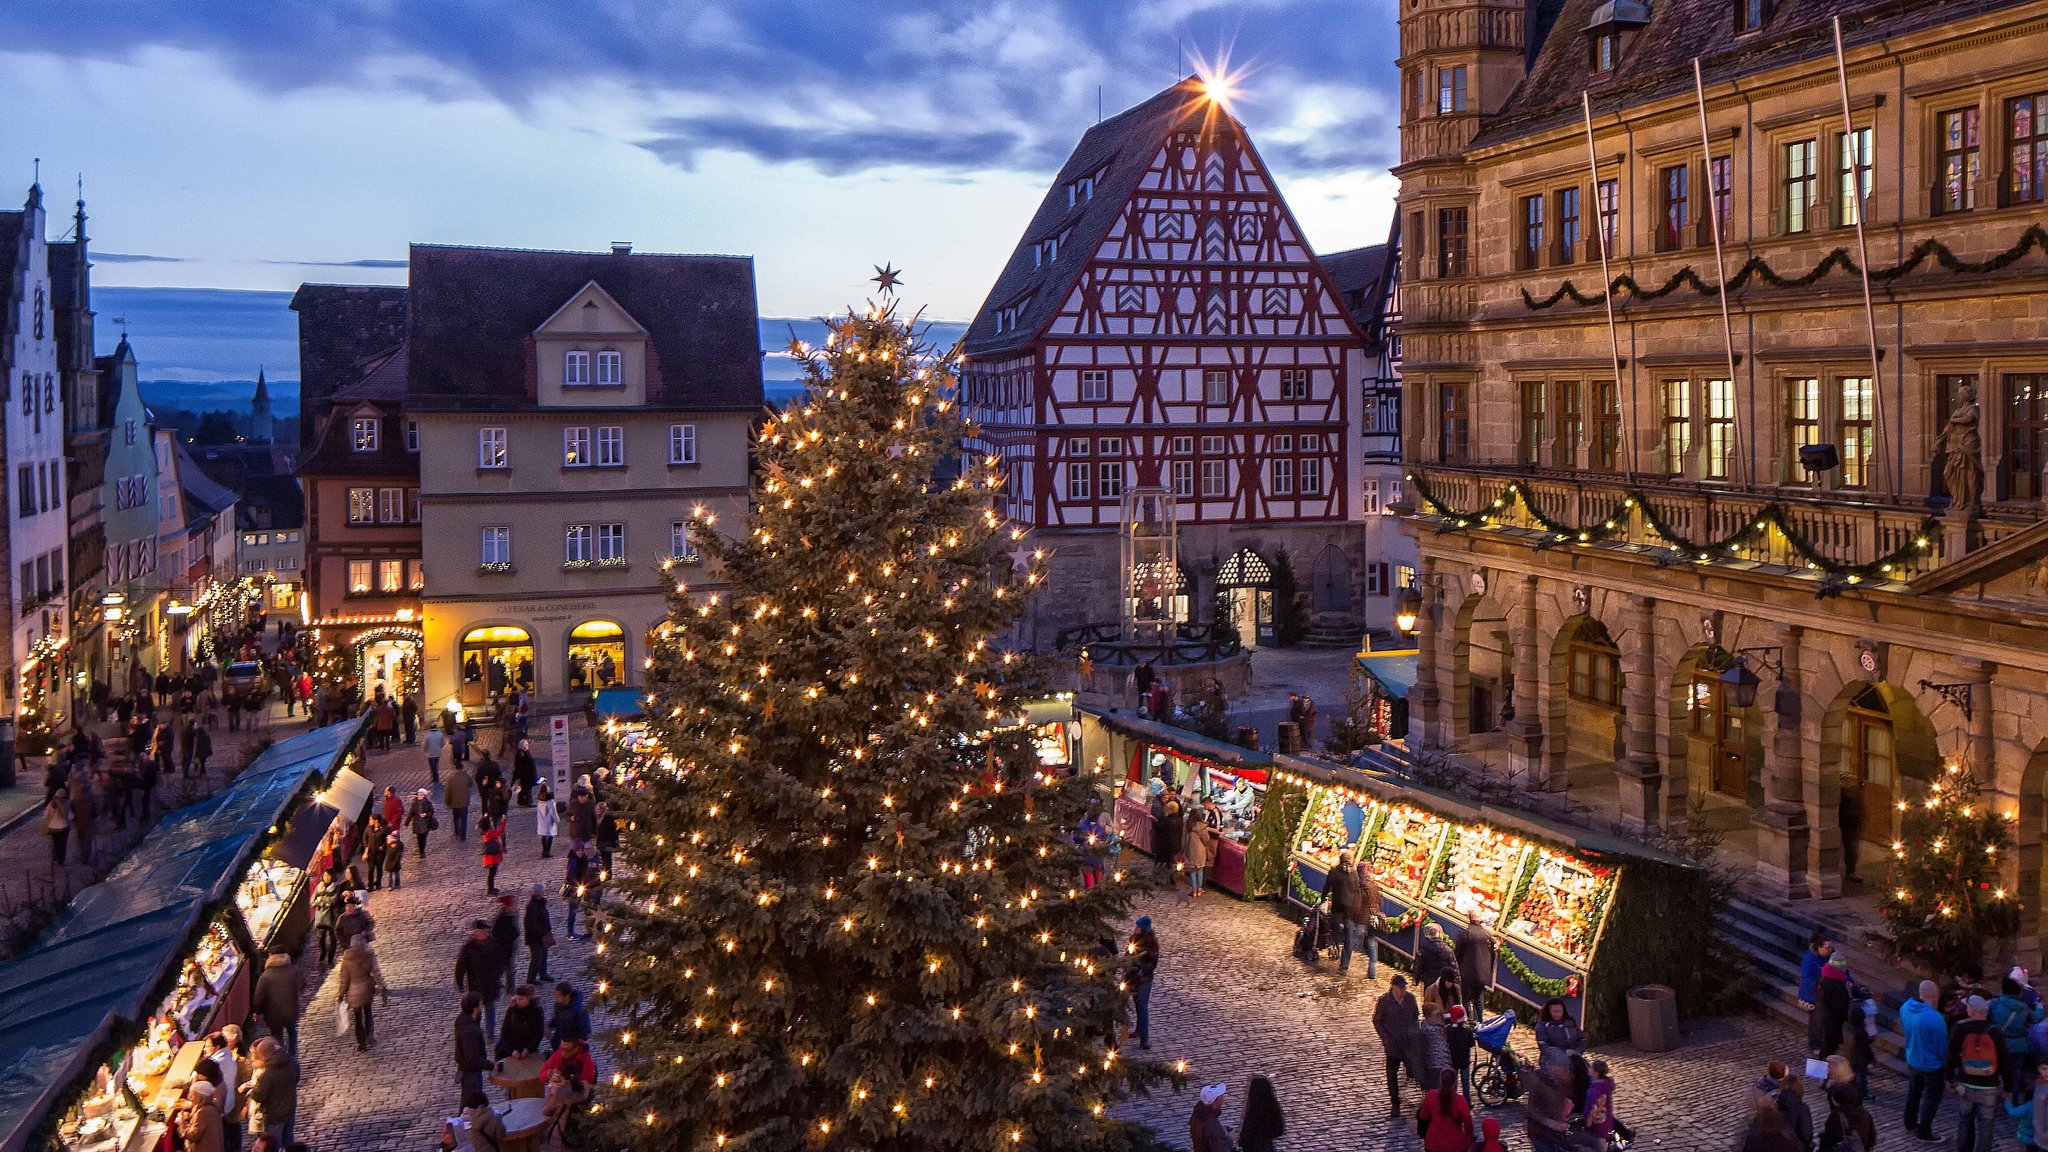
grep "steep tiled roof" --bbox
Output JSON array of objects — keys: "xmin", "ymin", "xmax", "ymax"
[
  {"xmin": 963, "ymin": 78, "xmax": 1222, "ymax": 358},
  {"xmin": 289, "ymin": 283, "xmax": 408, "ymax": 447},
  {"xmin": 48, "ymin": 240, "xmax": 90, "ymax": 377},
  {"xmin": 334, "ymin": 346, "xmax": 406, "ymax": 403},
  {"xmin": 0, "ymin": 211, "xmax": 23, "ymax": 375},
  {"xmin": 297, "ymin": 348, "xmax": 416, "ymax": 479},
  {"xmin": 1318, "ymin": 244, "xmax": 1391, "ymax": 329},
  {"xmin": 403, "ymin": 244, "xmax": 764, "ymax": 412},
  {"xmin": 1475, "ymin": 0, "xmax": 2035, "ymax": 150},
  {"xmin": 236, "ymin": 474, "xmax": 305, "ymax": 532}
]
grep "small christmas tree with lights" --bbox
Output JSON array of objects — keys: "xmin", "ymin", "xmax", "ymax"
[
  {"xmin": 1880, "ymin": 758, "xmax": 2019, "ymax": 978},
  {"xmin": 590, "ymin": 298, "xmax": 1175, "ymax": 1152}
]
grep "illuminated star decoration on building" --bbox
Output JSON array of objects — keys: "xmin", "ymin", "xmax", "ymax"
[{"xmin": 871, "ymin": 263, "xmax": 904, "ymax": 296}]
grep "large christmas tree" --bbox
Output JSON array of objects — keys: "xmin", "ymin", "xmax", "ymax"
[
  {"xmin": 1880, "ymin": 759, "xmax": 2019, "ymax": 978},
  {"xmin": 591, "ymin": 300, "xmax": 1175, "ymax": 1152}
]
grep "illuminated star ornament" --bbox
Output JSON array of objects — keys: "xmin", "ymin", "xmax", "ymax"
[{"xmin": 871, "ymin": 263, "xmax": 904, "ymax": 296}]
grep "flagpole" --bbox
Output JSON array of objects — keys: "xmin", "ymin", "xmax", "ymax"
[
  {"xmin": 1583, "ymin": 92, "xmax": 1635, "ymax": 480},
  {"xmin": 1694, "ymin": 59, "xmax": 1748, "ymax": 487},
  {"xmin": 1833, "ymin": 16, "xmax": 1892, "ymax": 500}
]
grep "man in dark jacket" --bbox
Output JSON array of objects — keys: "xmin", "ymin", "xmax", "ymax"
[
  {"xmin": 495, "ymin": 985, "xmax": 547, "ymax": 1060},
  {"xmin": 249, "ymin": 952, "xmax": 301, "ymax": 1053},
  {"xmin": 455, "ymin": 921, "xmax": 508, "ymax": 1041},
  {"xmin": 1129, "ymin": 917, "xmax": 1160, "ymax": 1050},
  {"xmin": 1950, "ymin": 994, "xmax": 2005, "ymax": 1152},
  {"xmin": 334, "ymin": 895, "xmax": 373, "ymax": 953},
  {"xmin": 490, "ymin": 896, "xmax": 521, "ymax": 970},
  {"xmin": 1455, "ymin": 913, "xmax": 1499, "ymax": 1013},
  {"xmin": 454, "ymin": 994, "xmax": 491, "ymax": 1105},
  {"xmin": 549, "ymin": 982, "xmax": 592, "ymax": 1052},
  {"xmin": 1373, "ymin": 974, "xmax": 1421, "ymax": 1115},
  {"xmin": 1188, "ymin": 1084, "xmax": 1232, "ymax": 1152},
  {"xmin": 1321, "ymin": 851, "xmax": 1371, "ymax": 975},
  {"xmin": 523, "ymin": 884, "xmax": 553, "ymax": 984}
]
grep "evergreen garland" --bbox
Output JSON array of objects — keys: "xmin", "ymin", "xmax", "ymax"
[
  {"xmin": 1522, "ymin": 224, "xmax": 2048, "ymax": 310},
  {"xmin": 1498, "ymin": 944, "xmax": 1576, "ymax": 998},
  {"xmin": 1407, "ymin": 472, "xmax": 1938, "ymax": 584}
]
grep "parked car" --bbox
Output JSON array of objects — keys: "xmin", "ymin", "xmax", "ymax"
[{"xmin": 222, "ymin": 661, "xmax": 269, "ymax": 707}]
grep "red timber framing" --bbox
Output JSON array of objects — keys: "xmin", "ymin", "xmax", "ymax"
[{"xmin": 960, "ymin": 79, "xmax": 1367, "ymax": 536}]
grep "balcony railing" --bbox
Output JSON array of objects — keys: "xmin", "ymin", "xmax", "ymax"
[{"xmin": 1401, "ymin": 462, "xmax": 2042, "ymax": 585}]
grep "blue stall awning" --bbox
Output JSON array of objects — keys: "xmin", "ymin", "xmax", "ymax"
[{"xmin": 1357, "ymin": 651, "xmax": 1419, "ymax": 699}]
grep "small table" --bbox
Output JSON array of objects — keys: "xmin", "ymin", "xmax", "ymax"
[
  {"xmin": 490, "ymin": 1055, "xmax": 545, "ymax": 1100},
  {"xmin": 496, "ymin": 1098, "xmax": 547, "ymax": 1152}
]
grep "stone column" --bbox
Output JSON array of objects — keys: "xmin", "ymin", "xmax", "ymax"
[
  {"xmin": 1412, "ymin": 556, "xmax": 1443, "ymax": 750},
  {"xmin": 1507, "ymin": 575, "xmax": 1549, "ymax": 789},
  {"xmin": 1754, "ymin": 623, "xmax": 1811, "ymax": 897},
  {"xmin": 1615, "ymin": 594, "xmax": 1663, "ymax": 832}
]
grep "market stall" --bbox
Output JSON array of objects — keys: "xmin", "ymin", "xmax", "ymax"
[
  {"xmin": 1018, "ymin": 695, "xmax": 1078, "ymax": 771},
  {"xmin": 1272, "ymin": 759, "xmax": 1706, "ymax": 1041},
  {"xmin": 1354, "ymin": 651, "xmax": 1416, "ymax": 741},
  {"xmin": 0, "ymin": 718, "xmax": 369, "ymax": 1152},
  {"xmin": 1080, "ymin": 711, "xmax": 1272, "ymax": 896}
]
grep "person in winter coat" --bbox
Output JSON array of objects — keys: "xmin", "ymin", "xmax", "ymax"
[
  {"xmin": 1581, "ymin": 1058, "xmax": 1634, "ymax": 1144},
  {"xmin": 383, "ymin": 832, "xmax": 404, "ymax": 890},
  {"xmin": 409, "ymin": 789, "xmax": 438, "ymax": 857},
  {"xmin": 491, "ymin": 894, "xmax": 521, "ymax": 963},
  {"xmin": 1902, "ymin": 980, "xmax": 1950, "ymax": 1142},
  {"xmin": 1238, "ymin": 1075, "xmax": 1285, "ymax": 1152},
  {"xmin": 495, "ymin": 985, "xmax": 547, "ymax": 1060},
  {"xmin": 1534, "ymin": 998, "xmax": 1585, "ymax": 1069},
  {"xmin": 454, "ymin": 994, "xmax": 491, "ymax": 1104},
  {"xmin": 480, "ymin": 816, "xmax": 505, "ymax": 895},
  {"xmin": 171, "ymin": 1081, "xmax": 224, "ymax": 1152},
  {"xmin": 459, "ymin": 1092, "xmax": 505, "ymax": 1152},
  {"xmin": 1817, "ymin": 959, "xmax": 1853, "ymax": 1058},
  {"xmin": 456, "ymin": 920, "xmax": 508, "ymax": 1039},
  {"xmin": 512, "ymin": 740, "xmax": 537, "ymax": 806},
  {"xmin": 334, "ymin": 894, "xmax": 374, "ymax": 954},
  {"xmin": 380, "ymin": 786, "xmax": 405, "ymax": 834},
  {"xmin": 1188, "ymin": 1084, "xmax": 1233, "ymax": 1152},
  {"xmin": 548, "ymin": 982, "xmax": 592, "ymax": 1052},
  {"xmin": 1182, "ymin": 808, "xmax": 1217, "ymax": 898},
  {"xmin": 1524, "ymin": 1065, "xmax": 1572, "ymax": 1152},
  {"xmin": 424, "ymin": 726, "xmax": 446, "ymax": 785},
  {"xmin": 1743, "ymin": 1101, "xmax": 1808, "ymax": 1152},
  {"xmin": 244, "ymin": 1038, "xmax": 298, "ymax": 1144},
  {"xmin": 1374, "ymin": 975, "xmax": 1421, "ymax": 1115},
  {"xmin": 1777, "ymin": 1072, "xmax": 1816, "ymax": 1152},
  {"xmin": 524, "ymin": 884, "xmax": 554, "ymax": 984},
  {"xmin": 250, "ymin": 952, "xmax": 301, "ymax": 1053},
  {"xmin": 312, "ymin": 877, "xmax": 342, "ymax": 966},
  {"xmin": 534, "ymin": 783, "xmax": 559, "ymax": 858},
  {"xmin": 42, "ymin": 787, "xmax": 72, "ymax": 870},
  {"xmin": 335, "ymin": 935, "xmax": 387, "ymax": 1051},
  {"xmin": 1414, "ymin": 923, "xmax": 1457, "ymax": 993},
  {"xmin": 1455, "ymin": 914, "xmax": 1498, "ymax": 1011},
  {"xmin": 563, "ymin": 842, "xmax": 594, "ymax": 939},
  {"xmin": 1990, "ymin": 977, "xmax": 2037, "ymax": 1100},
  {"xmin": 566, "ymin": 787, "xmax": 598, "ymax": 843},
  {"xmin": 444, "ymin": 767, "xmax": 473, "ymax": 842},
  {"xmin": 1418, "ymin": 1068, "xmax": 1474, "ymax": 1152},
  {"xmin": 193, "ymin": 726, "xmax": 214, "ymax": 776},
  {"xmin": 1128, "ymin": 916, "xmax": 1160, "ymax": 1049},
  {"xmin": 594, "ymin": 803, "xmax": 620, "ymax": 877},
  {"xmin": 1321, "ymin": 850, "xmax": 1372, "ymax": 974},
  {"xmin": 1820, "ymin": 1082, "xmax": 1876, "ymax": 1152},
  {"xmin": 1952, "ymin": 995, "xmax": 2006, "ymax": 1152},
  {"xmin": 2008, "ymin": 1064, "xmax": 2048, "ymax": 1152},
  {"xmin": 1800, "ymin": 934, "xmax": 1833, "ymax": 1047}
]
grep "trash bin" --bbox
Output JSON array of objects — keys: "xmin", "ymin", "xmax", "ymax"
[{"xmin": 1627, "ymin": 984, "xmax": 1681, "ymax": 1053}]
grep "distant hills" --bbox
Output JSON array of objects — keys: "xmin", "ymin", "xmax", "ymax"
[{"xmin": 98, "ymin": 286, "xmax": 970, "ymax": 413}]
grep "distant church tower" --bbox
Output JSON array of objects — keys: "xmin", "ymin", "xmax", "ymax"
[{"xmin": 251, "ymin": 369, "xmax": 274, "ymax": 444}]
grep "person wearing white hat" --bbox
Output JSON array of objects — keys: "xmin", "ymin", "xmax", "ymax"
[
  {"xmin": 173, "ymin": 1079, "xmax": 224, "ymax": 1152},
  {"xmin": 1190, "ymin": 1084, "xmax": 1232, "ymax": 1152}
]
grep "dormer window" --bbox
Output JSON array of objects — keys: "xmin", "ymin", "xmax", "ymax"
[
  {"xmin": 564, "ymin": 350, "xmax": 591, "ymax": 387},
  {"xmin": 1736, "ymin": 0, "xmax": 1771, "ymax": 33},
  {"xmin": 351, "ymin": 417, "xmax": 380, "ymax": 452},
  {"xmin": 1586, "ymin": 1, "xmax": 1651, "ymax": 74},
  {"xmin": 596, "ymin": 349, "xmax": 623, "ymax": 386},
  {"xmin": 1033, "ymin": 228, "xmax": 1070, "ymax": 269},
  {"xmin": 1594, "ymin": 33, "xmax": 1617, "ymax": 72}
]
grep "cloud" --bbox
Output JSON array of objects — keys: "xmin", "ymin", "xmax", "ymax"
[
  {"xmin": 94, "ymin": 251, "xmax": 189, "ymax": 263},
  {"xmin": 258, "ymin": 257, "xmax": 408, "ymax": 268},
  {"xmin": 6, "ymin": 1, "xmax": 1401, "ymax": 178}
]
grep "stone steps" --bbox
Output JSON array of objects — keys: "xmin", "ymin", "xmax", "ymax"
[{"xmin": 1717, "ymin": 893, "xmax": 1915, "ymax": 1074}]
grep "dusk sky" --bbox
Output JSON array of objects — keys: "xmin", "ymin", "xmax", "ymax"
[{"xmin": 2, "ymin": 1, "xmax": 1401, "ymax": 323}]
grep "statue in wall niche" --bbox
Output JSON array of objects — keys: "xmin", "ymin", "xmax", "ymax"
[{"xmin": 1941, "ymin": 381, "xmax": 1984, "ymax": 517}]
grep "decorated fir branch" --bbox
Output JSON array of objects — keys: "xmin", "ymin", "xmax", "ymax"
[
  {"xmin": 1523, "ymin": 223, "xmax": 2048, "ymax": 310},
  {"xmin": 589, "ymin": 300, "xmax": 1179, "ymax": 1152},
  {"xmin": 1405, "ymin": 472, "xmax": 1938, "ymax": 583},
  {"xmin": 1880, "ymin": 759, "xmax": 2020, "ymax": 979}
]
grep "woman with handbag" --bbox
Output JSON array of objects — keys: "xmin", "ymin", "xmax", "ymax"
[
  {"xmin": 535, "ymin": 783, "xmax": 559, "ymax": 859},
  {"xmin": 481, "ymin": 816, "xmax": 505, "ymax": 896}
]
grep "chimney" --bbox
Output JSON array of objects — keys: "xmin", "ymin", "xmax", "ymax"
[{"xmin": 610, "ymin": 242, "xmax": 632, "ymax": 256}]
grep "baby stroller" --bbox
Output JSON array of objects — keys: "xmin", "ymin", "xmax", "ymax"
[{"xmin": 1470, "ymin": 1011, "xmax": 1525, "ymax": 1107}]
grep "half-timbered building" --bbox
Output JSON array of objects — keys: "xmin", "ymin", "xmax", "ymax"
[{"xmin": 962, "ymin": 78, "xmax": 1374, "ymax": 649}]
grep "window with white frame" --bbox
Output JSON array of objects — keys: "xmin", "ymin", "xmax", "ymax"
[
  {"xmin": 1171, "ymin": 435, "xmax": 1194, "ymax": 455},
  {"xmin": 1201, "ymin": 459, "xmax": 1228, "ymax": 497},
  {"xmin": 378, "ymin": 559, "xmax": 403, "ymax": 592},
  {"xmin": 378, "ymin": 487, "xmax": 404, "ymax": 523},
  {"xmin": 404, "ymin": 418, "xmax": 420, "ymax": 452},
  {"xmin": 564, "ymin": 426, "xmax": 591, "ymax": 467},
  {"xmin": 407, "ymin": 559, "xmax": 424, "ymax": 589},
  {"xmin": 596, "ymin": 350, "xmax": 623, "ymax": 386},
  {"xmin": 1171, "ymin": 459, "xmax": 1194, "ymax": 497},
  {"xmin": 351, "ymin": 417, "xmax": 380, "ymax": 452},
  {"xmin": 348, "ymin": 560, "xmax": 371, "ymax": 593},
  {"xmin": 564, "ymin": 350, "xmax": 591, "ymax": 387},
  {"xmin": 1361, "ymin": 479, "xmax": 1381, "ymax": 514},
  {"xmin": 596, "ymin": 522, "xmax": 626, "ymax": 562},
  {"xmin": 1271, "ymin": 457, "xmax": 1295, "ymax": 495},
  {"xmin": 1366, "ymin": 563, "xmax": 1387, "ymax": 595},
  {"xmin": 1098, "ymin": 460, "xmax": 1124, "ymax": 499},
  {"xmin": 1203, "ymin": 368, "xmax": 1230, "ymax": 405},
  {"xmin": 479, "ymin": 427, "xmax": 508, "ymax": 469},
  {"xmin": 595, "ymin": 425, "xmax": 625, "ymax": 467},
  {"xmin": 1301, "ymin": 457, "xmax": 1324, "ymax": 495},
  {"xmin": 565, "ymin": 524, "xmax": 594, "ymax": 563},
  {"xmin": 1279, "ymin": 368, "xmax": 1311, "ymax": 400},
  {"xmin": 1080, "ymin": 369, "xmax": 1109, "ymax": 402},
  {"xmin": 1066, "ymin": 462, "xmax": 1092, "ymax": 501},
  {"xmin": 670, "ymin": 522, "xmax": 701, "ymax": 562},
  {"xmin": 669, "ymin": 423, "xmax": 698, "ymax": 465},
  {"xmin": 481, "ymin": 526, "xmax": 511, "ymax": 566},
  {"xmin": 347, "ymin": 488, "xmax": 375, "ymax": 524},
  {"xmin": 1200, "ymin": 434, "xmax": 1225, "ymax": 454}
]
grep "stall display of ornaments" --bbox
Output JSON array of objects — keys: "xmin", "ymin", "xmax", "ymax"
[
  {"xmin": 1373, "ymin": 806, "xmax": 1449, "ymax": 898},
  {"xmin": 234, "ymin": 860, "xmax": 303, "ymax": 949},
  {"xmin": 1432, "ymin": 825, "xmax": 1531, "ymax": 926},
  {"xmin": 1508, "ymin": 850, "xmax": 1614, "ymax": 966}
]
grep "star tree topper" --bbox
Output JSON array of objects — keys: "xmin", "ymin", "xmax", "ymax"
[{"xmin": 871, "ymin": 262, "xmax": 904, "ymax": 296}]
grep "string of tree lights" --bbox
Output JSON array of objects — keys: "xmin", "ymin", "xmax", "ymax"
[
  {"xmin": 1406, "ymin": 472, "xmax": 1939, "ymax": 585},
  {"xmin": 1521, "ymin": 223, "xmax": 2048, "ymax": 310},
  {"xmin": 1878, "ymin": 757, "xmax": 2019, "ymax": 980},
  {"xmin": 589, "ymin": 300, "xmax": 1181, "ymax": 1152}
]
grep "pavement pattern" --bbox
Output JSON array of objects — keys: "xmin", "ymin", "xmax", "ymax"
[{"xmin": 282, "ymin": 743, "xmax": 1983, "ymax": 1152}]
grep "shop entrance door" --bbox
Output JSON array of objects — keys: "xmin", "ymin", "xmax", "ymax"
[
  {"xmin": 1692, "ymin": 672, "xmax": 1747, "ymax": 797},
  {"xmin": 1848, "ymin": 686, "xmax": 1895, "ymax": 847}
]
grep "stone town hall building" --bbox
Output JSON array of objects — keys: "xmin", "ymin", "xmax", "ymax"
[{"xmin": 1393, "ymin": 0, "xmax": 2048, "ymax": 953}]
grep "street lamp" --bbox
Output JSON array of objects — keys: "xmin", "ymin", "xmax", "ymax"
[
  {"xmin": 1394, "ymin": 587, "xmax": 1423, "ymax": 634},
  {"xmin": 1718, "ymin": 646, "xmax": 1784, "ymax": 710}
]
